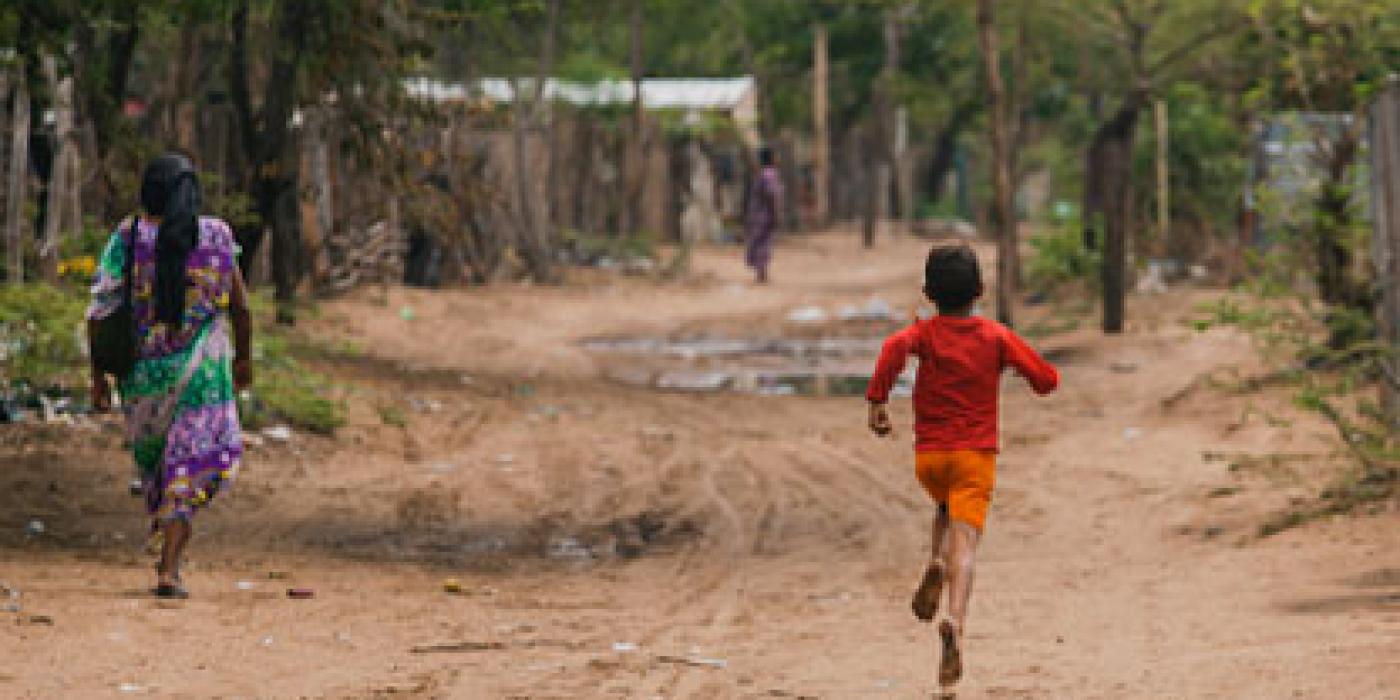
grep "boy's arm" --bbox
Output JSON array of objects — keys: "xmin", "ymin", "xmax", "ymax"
[
  {"xmin": 866, "ymin": 325, "xmax": 919, "ymax": 405},
  {"xmin": 1002, "ymin": 328, "xmax": 1059, "ymax": 395}
]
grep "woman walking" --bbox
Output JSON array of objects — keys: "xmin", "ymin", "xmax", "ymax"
[
  {"xmin": 743, "ymin": 146, "xmax": 784, "ymax": 284},
  {"xmin": 87, "ymin": 154, "xmax": 253, "ymax": 599}
]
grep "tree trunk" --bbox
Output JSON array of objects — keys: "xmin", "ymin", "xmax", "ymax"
[
  {"xmin": 1313, "ymin": 129, "xmax": 1363, "ymax": 309},
  {"xmin": 813, "ymin": 24, "xmax": 830, "ymax": 226},
  {"xmin": 625, "ymin": 0, "xmax": 645, "ymax": 237},
  {"xmin": 976, "ymin": 0, "xmax": 1018, "ymax": 326},
  {"xmin": 1092, "ymin": 94, "xmax": 1145, "ymax": 334},
  {"xmin": 1369, "ymin": 78, "xmax": 1400, "ymax": 425},
  {"xmin": 73, "ymin": 0, "xmax": 140, "ymax": 220},
  {"xmin": 299, "ymin": 107, "xmax": 333, "ymax": 290},
  {"xmin": 862, "ymin": 121, "xmax": 879, "ymax": 249},
  {"xmin": 1155, "ymin": 99, "xmax": 1170, "ymax": 255},
  {"xmin": 6, "ymin": 73, "xmax": 31, "ymax": 285},
  {"xmin": 231, "ymin": 0, "xmax": 313, "ymax": 323},
  {"xmin": 879, "ymin": 9, "xmax": 902, "ymax": 226},
  {"xmin": 41, "ymin": 56, "xmax": 77, "ymax": 282},
  {"xmin": 925, "ymin": 102, "xmax": 976, "ymax": 206},
  {"xmin": 511, "ymin": 0, "xmax": 560, "ymax": 283}
]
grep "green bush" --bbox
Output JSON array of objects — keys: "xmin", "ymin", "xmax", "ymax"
[
  {"xmin": 0, "ymin": 284, "xmax": 87, "ymax": 388},
  {"xmin": 1026, "ymin": 219, "xmax": 1100, "ymax": 292},
  {"xmin": 239, "ymin": 331, "xmax": 347, "ymax": 435}
]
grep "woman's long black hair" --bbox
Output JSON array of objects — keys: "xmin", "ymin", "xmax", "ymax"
[{"xmin": 139, "ymin": 154, "xmax": 202, "ymax": 325}]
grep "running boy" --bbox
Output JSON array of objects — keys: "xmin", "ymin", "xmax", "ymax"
[{"xmin": 865, "ymin": 244, "xmax": 1059, "ymax": 688}]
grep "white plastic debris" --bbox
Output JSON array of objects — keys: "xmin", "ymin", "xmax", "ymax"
[
  {"xmin": 262, "ymin": 426, "xmax": 293, "ymax": 442},
  {"xmin": 24, "ymin": 519, "xmax": 45, "ymax": 536},
  {"xmin": 785, "ymin": 306, "xmax": 829, "ymax": 324},
  {"xmin": 612, "ymin": 641, "xmax": 639, "ymax": 653}
]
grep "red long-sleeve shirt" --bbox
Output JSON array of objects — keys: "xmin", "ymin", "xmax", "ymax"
[{"xmin": 865, "ymin": 315, "xmax": 1059, "ymax": 452}]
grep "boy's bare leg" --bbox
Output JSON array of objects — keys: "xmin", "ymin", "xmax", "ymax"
[
  {"xmin": 939, "ymin": 520, "xmax": 981, "ymax": 686},
  {"xmin": 912, "ymin": 504, "xmax": 950, "ymax": 621}
]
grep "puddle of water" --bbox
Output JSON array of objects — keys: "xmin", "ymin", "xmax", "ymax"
[{"xmin": 586, "ymin": 334, "xmax": 912, "ymax": 397}]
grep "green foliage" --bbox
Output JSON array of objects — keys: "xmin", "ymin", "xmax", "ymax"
[
  {"xmin": 1026, "ymin": 219, "xmax": 1100, "ymax": 292},
  {"xmin": 0, "ymin": 284, "xmax": 87, "ymax": 388},
  {"xmin": 560, "ymin": 227, "xmax": 657, "ymax": 263},
  {"xmin": 239, "ymin": 325, "xmax": 347, "ymax": 435},
  {"xmin": 377, "ymin": 402, "xmax": 409, "ymax": 428},
  {"xmin": 1192, "ymin": 291, "xmax": 1397, "ymax": 534}
]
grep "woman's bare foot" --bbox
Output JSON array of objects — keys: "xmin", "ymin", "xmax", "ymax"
[
  {"xmin": 911, "ymin": 562, "xmax": 944, "ymax": 621},
  {"xmin": 938, "ymin": 620, "xmax": 963, "ymax": 687}
]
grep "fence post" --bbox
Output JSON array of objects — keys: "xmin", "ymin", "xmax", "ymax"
[{"xmin": 1369, "ymin": 76, "xmax": 1400, "ymax": 426}]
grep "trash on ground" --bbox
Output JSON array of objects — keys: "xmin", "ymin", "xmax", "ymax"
[
  {"xmin": 547, "ymin": 537, "xmax": 593, "ymax": 560},
  {"xmin": 656, "ymin": 654, "xmax": 727, "ymax": 669},
  {"xmin": 262, "ymin": 426, "xmax": 293, "ymax": 442},
  {"xmin": 656, "ymin": 371, "xmax": 733, "ymax": 392},
  {"xmin": 612, "ymin": 641, "xmax": 639, "ymax": 653},
  {"xmin": 286, "ymin": 588, "xmax": 315, "ymax": 599},
  {"xmin": 785, "ymin": 306, "xmax": 829, "ymax": 324},
  {"xmin": 24, "ymin": 519, "xmax": 45, "ymax": 536},
  {"xmin": 410, "ymin": 641, "xmax": 506, "ymax": 653}
]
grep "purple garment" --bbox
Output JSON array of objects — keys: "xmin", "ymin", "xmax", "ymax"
[
  {"xmin": 88, "ymin": 216, "xmax": 243, "ymax": 527},
  {"xmin": 744, "ymin": 166, "xmax": 783, "ymax": 272}
]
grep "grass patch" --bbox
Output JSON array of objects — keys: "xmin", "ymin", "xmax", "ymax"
[
  {"xmin": 377, "ymin": 402, "xmax": 409, "ymax": 428},
  {"xmin": 0, "ymin": 283, "xmax": 87, "ymax": 389},
  {"xmin": 238, "ymin": 312, "xmax": 348, "ymax": 435}
]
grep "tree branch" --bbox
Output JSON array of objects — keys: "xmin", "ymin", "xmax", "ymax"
[{"xmin": 1146, "ymin": 19, "xmax": 1243, "ymax": 78}]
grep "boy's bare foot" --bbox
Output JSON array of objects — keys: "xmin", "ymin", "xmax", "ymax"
[
  {"xmin": 911, "ymin": 563, "xmax": 944, "ymax": 621},
  {"xmin": 938, "ymin": 620, "xmax": 963, "ymax": 687}
]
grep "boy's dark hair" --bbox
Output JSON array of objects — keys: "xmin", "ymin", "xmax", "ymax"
[
  {"xmin": 757, "ymin": 145, "xmax": 774, "ymax": 167},
  {"xmin": 923, "ymin": 244, "xmax": 982, "ymax": 311}
]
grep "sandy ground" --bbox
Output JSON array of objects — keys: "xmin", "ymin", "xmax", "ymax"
[{"xmin": 2, "ymin": 229, "xmax": 1398, "ymax": 699}]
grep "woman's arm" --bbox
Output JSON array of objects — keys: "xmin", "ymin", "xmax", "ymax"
[
  {"xmin": 87, "ymin": 319, "xmax": 112, "ymax": 411},
  {"xmin": 230, "ymin": 265, "xmax": 253, "ymax": 391}
]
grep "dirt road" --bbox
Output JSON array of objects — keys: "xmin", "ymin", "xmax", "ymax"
[{"xmin": 3, "ymin": 231, "xmax": 1397, "ymax": 698}]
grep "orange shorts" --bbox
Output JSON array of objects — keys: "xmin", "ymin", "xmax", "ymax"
[{"xmin": 914, "ymin": 450, "xmax": 996, "ymax": 531}]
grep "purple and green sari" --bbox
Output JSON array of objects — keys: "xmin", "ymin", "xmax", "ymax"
[{"xmin": 88, "ymin": 216, "xmax": 243, "ymax": 529}]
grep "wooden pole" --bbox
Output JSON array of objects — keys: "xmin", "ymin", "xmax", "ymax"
[
  {"xmin": 1155, "ymin": 99, "xmax": 1169, "ymax": 254},
  {"xmin": 626, "ymin": 0, "xmax": 645, "ymax": 237},
  {"xmin": 976, "ymin": 0, "xmax": 1017, "ymax": 326},
  {"xmin": 813, "ymin": 23, "xmax": 830, "ymax": 226},
  {"xmin": 6, "ymin": 72, "xmax": 30, "ymax": 285},
  {"xmin": 1369, "ymin": 77, "xmax": 1400, "ymax": 426}
]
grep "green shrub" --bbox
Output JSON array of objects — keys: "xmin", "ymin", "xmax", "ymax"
[
  {"xmin": 239, "ymin": 331, "xmax": 346, "ymax": 435},
  {"xmin": 0, "ymin": 284, "xmax": 87, "ymax": 388},
  {"xmin": 1026, "ymin": 219, "xmax": 1100, "ymax": 292}
]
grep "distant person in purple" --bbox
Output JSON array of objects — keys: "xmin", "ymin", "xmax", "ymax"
[{"xmin": 743, "ymin": 145, "xmax": 784, "ymax": 284}]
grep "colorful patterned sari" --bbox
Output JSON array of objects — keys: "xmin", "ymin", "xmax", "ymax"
[{"xmin": 88, "ymin": 216, "xmax": 243, "ymax": 528}]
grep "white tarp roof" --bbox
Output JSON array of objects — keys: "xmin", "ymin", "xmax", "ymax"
[{"xmin": 404, "ymin": 76, "xmax": 755, "ymax": 110}]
